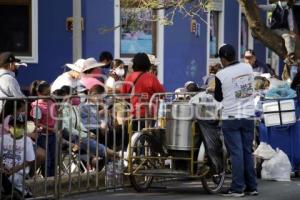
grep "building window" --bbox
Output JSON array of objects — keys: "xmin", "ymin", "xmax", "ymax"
[
  {"xmin": 120, "ymin": 4, "xmax": 157, "ymax": 57},
  {"xmin": 0, "ymin": 0, "xmax": 38, "ymax": 63},
  {"xmin": 115, "ymin": 0, "xmax": 164, "ymax": 82},
  {"xmin": 240, "ymin": 13, "xmax": 249, "ymax": 58},
  {"xmin": 206, "ymin": 0, "xmax": 224, "ymax": 75},
  {"xmin": 209, "ymin": 11, "xmax": 220, "ymax": 58}
]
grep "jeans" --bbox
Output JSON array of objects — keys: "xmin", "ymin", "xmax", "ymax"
[
  {"xmin": 62, "ymin": 128, "xmax": 106, "ymax": 158},
  {"xmin": 222, "ymin": 119, "xmax": 257, "ymax": 193},
  {"xmin": 90, "ymin": 126, "xmax": 129, "ymax": 151},
  {"xmin": 37, "ymin": 134, "xmax": 56, "ymax": 177},
  {"xmin": 81, "ymin": 138, "xmax": 106, "ymax": 158}
]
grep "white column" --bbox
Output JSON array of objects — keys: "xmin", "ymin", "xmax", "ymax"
[{"xmin": 73, "ymin": 0, "xmax": 82, "ymax": 62}]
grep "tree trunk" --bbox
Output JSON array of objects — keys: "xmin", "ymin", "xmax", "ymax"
[{"xmin": 238, "ymin": 0, "xmax": 288, "ymax": 59}]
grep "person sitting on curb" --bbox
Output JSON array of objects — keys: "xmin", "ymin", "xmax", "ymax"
[{"xmin": 259, "ymin": 0, "xmax": 297, "ymax": 65}]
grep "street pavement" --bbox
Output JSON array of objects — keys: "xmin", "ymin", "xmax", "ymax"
[{"xmin": 63, "ymin": 178, "xmax": 300, "ymax": 200}]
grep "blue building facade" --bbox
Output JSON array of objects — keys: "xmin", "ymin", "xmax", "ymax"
[{"xmin": 18, "ymin": 0, "xmax": 272, "ymax": 92}]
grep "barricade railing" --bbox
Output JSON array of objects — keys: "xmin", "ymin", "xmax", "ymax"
[
  {"xmin": 0, "ymin": 91, "xmax": 221, "ymax": 199},
  {"xmin": 0, "ymin": 93, "xmax": 148, "ymax": 199}
]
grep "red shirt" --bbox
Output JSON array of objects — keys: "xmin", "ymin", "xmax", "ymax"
[{"xmin": 121, "ymin": 72, "xmax": 165, "ymax": 117}]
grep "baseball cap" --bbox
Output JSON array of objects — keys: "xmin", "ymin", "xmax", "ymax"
[
  {"xmin": 184, "ymin": 81, "xmax": 200, "ymax": 92},
  {"xmin": 216, "ymin": 44, "xmax": 236, "ymax": 61},
  {"xmin": 0, "ymin": 52, "xmax": 27, "ymax": 67}
]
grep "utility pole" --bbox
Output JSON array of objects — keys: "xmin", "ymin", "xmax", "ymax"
[{"xmin": 73, "ymin": 0, "xmax": 82, "ymax": 62}]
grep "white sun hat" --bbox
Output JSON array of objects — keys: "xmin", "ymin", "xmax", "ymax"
[
  {"xmin": 65, "ymin": 59, "xmax": 85, "ymax": 72},
  {"xmin": 82, "ymin": 57, "xmax": 106, "ymax": 72}
]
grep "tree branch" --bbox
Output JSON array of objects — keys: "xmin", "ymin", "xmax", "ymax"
[
  {"xmin": 239, "ymin": 0, "xmax": 300, "ymax": 64},
  {"xmin": 238, "ymin": 0, "xmax": 287, "ymax": 59}
]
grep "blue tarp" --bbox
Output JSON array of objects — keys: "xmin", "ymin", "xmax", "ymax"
[{"xmin": 265, "ymin": 84, "xmax": 296, "ymax": 99}]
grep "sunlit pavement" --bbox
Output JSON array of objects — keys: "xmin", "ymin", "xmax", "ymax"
[{"xmin": 63, "ymin": 178, "xmax": 300, "ymax": 200}]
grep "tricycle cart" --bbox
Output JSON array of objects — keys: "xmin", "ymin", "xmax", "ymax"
[{"xmin": 125, "ymin": 92, "xmax": 227, "ymax": 194}]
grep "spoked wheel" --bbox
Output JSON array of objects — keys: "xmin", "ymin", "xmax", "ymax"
[
  {"xmin": 201, "ymin": 149, "xmax": 227, "ymax": 194},
  {"xmin": 129, "ymin": 133, "xmax": 159, "ymax": 192},
  {"xmin": 201, "ymin": 171, "xmax": 226, "ymax": 194}
]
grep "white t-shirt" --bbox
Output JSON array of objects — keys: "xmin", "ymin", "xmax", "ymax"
[
  {"xmin": 105, "ymin": 76, "xmax": 123, "ymax": 91},
  {"xmin": 216, "ymin": 62, "xmax": 255, "ymax": 119},
  {"xmin": 105, "ymin": 76, "xmax": 115, "ymax": 89},
  {"xmin": 51, "ymin": 72, "xmax": 81, "ymax": 93},
  {"xmin": 0, "ymin": 135, "xmax": 35, "ymax": 174},
  {"xmin": 0, "ymin": 69, "xmax": 25, "ymax": 113}
]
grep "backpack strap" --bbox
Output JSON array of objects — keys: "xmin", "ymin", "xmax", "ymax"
[{"xmin": 129, "ymin": 72, "xmax": 145, "ymax": 94}]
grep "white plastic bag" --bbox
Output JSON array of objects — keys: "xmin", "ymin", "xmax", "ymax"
[
  {"xmin": 253, "ymin": 142, "xmax": 276, "ymax": 160},
  {"xmin": 261, "ymin": 163, "xmax": 273, "ymax": 180},
  {"xmin": 261, "ymin": 149, "xmax": 292, "ymax": 181}
]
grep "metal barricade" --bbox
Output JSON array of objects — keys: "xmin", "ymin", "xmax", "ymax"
[
  {"xmin": 0, "ymin": 93, "xmax": 147, "ymax": 199},
  {"xmin": 0, "ymin": 91, "xmax": 224, "ymax": 199}
]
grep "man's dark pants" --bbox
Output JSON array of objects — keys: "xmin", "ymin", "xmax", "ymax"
[{"xmin": 222, "ymin": 118, "xmax": 257, "ymax": 193}]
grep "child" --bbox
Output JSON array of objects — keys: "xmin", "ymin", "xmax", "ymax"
[
  {"xmin": 58, "ymin": 86, "xmax": 118, "ymax": 160},
  {"xmin": 0, "ymin": 114, "xmax": 35, "ymax": 198},
  {"xmin": 30, "ymin": 80, "xmax": 57, "ymax": 177},
  {"xmin": 1, "ymin": 100, "xmax": 45, "ymax": 177},
  {"xmin": 80, "ymin": 85, "xmax": 124, "ymax": 150},
  {"xmin": 1, "ymin": 100, "xmax": 27, "ymax": 135},
  {"xmin": 80, "ymin": 85, "xmax": 108, "ymax": 132}
]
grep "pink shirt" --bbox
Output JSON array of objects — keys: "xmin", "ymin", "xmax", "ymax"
[
  {"xmin": 80, "ymin": 76, "xmax": 104, "ymax": 90},
  {"xmin": 30, "ymin": 99, "xmax": 56, "ymax": 129}
]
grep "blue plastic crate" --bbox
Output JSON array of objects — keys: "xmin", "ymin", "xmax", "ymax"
[{"xmin": 291, "ymin": 120, "xmax": 300, "ymax": 169}]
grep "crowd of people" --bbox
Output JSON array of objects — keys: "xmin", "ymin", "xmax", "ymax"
[
  {"xmin": 1, "ymin": 0, "xmax": 300, "ymax": 195},
  {"xmin": 0, "ymin": 51, "xmax": 165, "ymax": 198},
  {"xmin": 0, "ymin": 43, "xmax": 300, "ymax": 198},
  {"xmin": 1, "ymin": 43, "xmax": 300, "ymax": 197}
]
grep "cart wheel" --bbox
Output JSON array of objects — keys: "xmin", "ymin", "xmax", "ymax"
[
  {"xmin": 129, "ymin": 134, "xmax": 158, "ymax": 192},
  {"xmin": 201, "ymin": 149, "xmax": 226, "ymax": 194},
  {"xmin": 201, "ymin": 171, "xmax": 226, "ymax": 194}
]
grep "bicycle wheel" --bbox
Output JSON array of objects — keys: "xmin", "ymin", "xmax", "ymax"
[
  {"xmin": 129, "ymin": 133, "xmax": 158, "ymax": 192},
  {"xmin": 201, "ymin": 149, "xmax": 226, "ymax": 194},
  {"xmin": 201, "ymin": 171, "xmax": 226, "ymax": 194}
]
